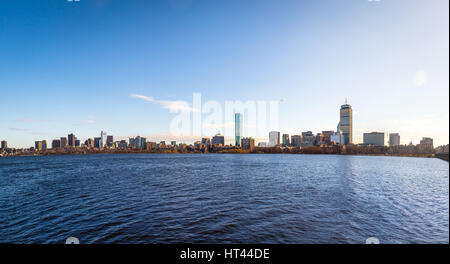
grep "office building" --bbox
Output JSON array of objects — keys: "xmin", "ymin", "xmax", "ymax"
[
  {"xmin": 212, "ymin": 133, "xmax": 225, "ymax": 146},
  {"xmin": 363, "ymin": 132, "xmax": 385, "ymax": 146},
  {"xmin": 389, "ymin": 133, "xmax": 400, "ymax": 146},
  {"xmin": 35, "ymin": 141, "xmax": 43, "ymax": 151},
  {"xmin": 68, "ymin": 134, "xmax": 75, "ymax": 147},
  {"xmin": 331, "ymin": 131, "xmax": 344, "ymax": 144},
  {"xmin": 201, "ymin": 138, "xmax": 211, "ymax": 145},
  {"xmin": 235, "ymin": 113, "xmax": 242, "ymax": 146},
  {"xmin": 241, "ymin": 137, "xmax": 255, "ymax": 151},
  {"xmin": 269, "ymin": 131, "xmax": 280, "ymax": 147},
  {"xmin": 302, "ymin": 131, "xmax": 315, "ymax": 146},
  {"xmin": 1, "ymin": 140, "xmax": 7, "ymax": 149},
  {"xmin": 60, "ymin": 137, "xmax": 67, "ymax": 148},
  {"xmin": 42, "ymin": 140, "xmax": 47, "ymax": 150},
  {"xmin": 100, "ymin": 131, "xmax": 107, "ymax": 148},
  {"xmin": 94, "ymin": 137, "xmax": 101, "ymax": 149},
  {"xmin": 52, "ymin": 139, "xmax": 61, "ymax": 149},
  {"xmin": 322, "ymin": 131, "xmax": 334, "ymax": 145},
  {"xmin": 340, "ymin": 102, "xmax": 353, "ymax": 145},
  {"xmin": 282, "ymin": 134, "xmax": 290, "ymax": 147},
  {"xmin": 291, "ymin": 135, "xmax": 301, "ymax": 147},
  {"xmin": 258, "ymin": 142, "xmax": 267, "ymax": 147},
  {"xmin": 106, "ymin": 135, "xmax": 114, "ymax": 147}
]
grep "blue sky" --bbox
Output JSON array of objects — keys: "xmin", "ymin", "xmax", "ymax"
[{"xmin": 0, "ymin": 0, "xmax": 448, "ymax": 148}]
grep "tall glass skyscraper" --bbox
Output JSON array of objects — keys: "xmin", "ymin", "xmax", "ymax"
[
  {"xmin": 235, "ymin": 113, "xmax": 242, "ymax": 146},
  {"xmin": 339, "ymin": 102, "xmax": 353, "ymax": 145}
]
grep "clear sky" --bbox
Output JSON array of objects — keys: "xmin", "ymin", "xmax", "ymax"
[{"xmin": 0, "ymin": 0, "xmax": 448, "ymax": 148}]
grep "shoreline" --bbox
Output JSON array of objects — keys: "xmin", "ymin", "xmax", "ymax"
[{"xmin": 1, "ymin": 150, "xmax": 438, "ymax": 159}]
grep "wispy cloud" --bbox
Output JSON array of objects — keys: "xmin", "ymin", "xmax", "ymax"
[
  {"xmin": 9, "ymin": 127, "xmax": 29, "ymax": 131},
  {"xmin": 130, "ymin": 94, "xmax": 155, "ymax": 102},
  {"xmin": 130, "ymin": 93, "xmax": 198, "ymax": 112},
  {"xmin": 80, "ymin": 119, "xmax": 96, "ymax": 124},
  {"xmin": 15, "ymin": 118, "xmax": 45, "ymax": 122}
]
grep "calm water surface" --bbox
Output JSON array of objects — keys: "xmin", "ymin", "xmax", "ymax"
[{"xmin": 0, "ymin": 154, "xmax": 448, "ymax": 244}]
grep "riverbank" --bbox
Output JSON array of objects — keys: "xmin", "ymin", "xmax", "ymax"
[{"xmin": 0, "ymin": 148, "xmax": 437, "ymax": 159}]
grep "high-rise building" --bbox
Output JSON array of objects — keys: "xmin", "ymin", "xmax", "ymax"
[
  {"xmin": 106, "ymin": 135, "xmax": 114, "ymax": 147},
  {"xmin": 235, "ymin": 113, "xmax": 242, "ymax": 146},
  {"xmin": 86, "ymin": 138, "xmax": 94, "ymax": 148},
  {"xmin": 42, "ymin": 140, "xmax": 47, "ymax": 150},
  {"xmin": 340, "ymin": 102, "xmax": 353, "ymax": 145},
  {"xmin": 241, "ymin": 137, "xmax": 255, "ymax": 151},
  {"xmin": 100, "ymin": 131, "xmax": 107, "ymax": 148},
  {"xmin": 389, "ymin": 133, "xmax": 400, "ymax": 146},
  {"xmin": 302, "ymin": 131, "xmax": 315, "ymax": 146},
  {"xmin": 212, "ymin": 133, "xmax": 225, "ymax": 146},
  {"xmin": 1, "ymin": 140, "xmax": 7, "ymax": 149},
  {"xmin": 282, "ymin": 134, "xmax": 290, "ymax": 147},
  {"xmin": 75, "ymin": 139, "xmax": 80, "ymax": 147},
  {"xmin": 363, "ymin": 132, "xmax": 385, "ymax": 146},
  {"xmin": 60, "ymin": 137, "xmax": 67, "ymax": 148},
  {"xmin": 68, "ymin": 134, "xmax": 75, "ymax": 147},
  {"xmin": 269, "ymin": 131, "xmax": 280, "ymax": 147},
  {"xmin": 291, "ymin": 135, "xmax": 301, "ymax": 147},
  {"xmin": 94, "ymin": 137, "xmax": 101, "ymax": 149},
  {"xmin": 35, "ymin": 141, "xmax": 43, "ymax": 151},
  {"xmin": 52, "ymin": 139, "xmax": 61, "ymax": 149}
]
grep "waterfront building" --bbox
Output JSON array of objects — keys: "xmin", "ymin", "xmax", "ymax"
[
  {"xmin": 60, "ymin": 137, "xmax": 67, "ymax": 148},
  {"xmin": 75, "ymin": 139, "xmax": 80, "ymax": 147},
  {"xmin": 145, "ymin": 142, "xmax": 157, "ymax": 150},
  {"xmin": 52, "ymin": 139, "xmax": 61, "ymax": 149},
  {"xmin": 291, "ymin": 135, "xmax": 301, "ymax": 147},
  {"xmin": 269, "ymin": 131, "xmax": 280, "ymax": 147},
  {"xmin": 302, "ymin": 131, "xmax": 315, "ymax": 146},
  {"xmin": 241, "ymin": 137, "xmax": 255, "ymax": 151},
  {"xmin": 389, "ymin": 133, "xmax": 400, "ymax": 146},
  {"xmin": 282, "ymin": 134, "xmax": 290, "ymax": 147},
  {"xmin": 42, "ymin": 140, "xmax": 47, "ymax": 151},
  {"xmin": 258, "ymin": 142, "xmax": 267, "ymax": 147},
  {"xmin": 418, "ymin": 137, "xmax": 434, "ymax": 152},
  {"xmin": 35, "ymin": 141, "xmax": 43, "ymax": 151},
  {"xmin": 363, "ymin": 132, "xmax": 385, "ymax": 146},
  {"xmin": 83, "ymin": 139, "xmax": 92, "ymax": 148},
  {"xmin": 118, "ymin": 140, "xmax": 128, "ymax": 149},
  {"xmin": 212, "ymin": 133, "xmax": 225, "ymax": 146},
  {"xmin": 171, "ymin": 141, "xmax": 177, "ymax": 146},
  {"xmin": 94, "ymin": 137, "xmax": 101, "ymax": 149},
  {"xmin": 107, "ymin": 135, "xmax": 114, "ymax": 147},
  {"xmin": 322, "ymin": 131, "xmax": 334, "ymax": 145},
  {"xmin": 100, "ymin": 131, "xmax": 107, "ymax": 148},
  {"xmin": 235, "ymin": 113, "xmax": 243, "ymax": 146},
  {"xmin": 129, "ymin": 136, "xmax": 146, "ymax": 149},
  {"xmin": 315, "ymin": 133, "xmax": 324, "ymax": 145},
  {"xmin": 340, "ymin": 101, "xmax": 353, "ymax": 145},
  {"xmin": 1, "ymin": 140, "xmax": 7, "ymax": 149},
  {"xmin": 330, "ymin": 131, "xmax": 344, "ymax": 144},
  {"xmin": 68, "ymin": 134, "xmax": 75, "ymax": 147},
  {"xmin": 201, "ymin": 138, "xmax": 211, "ymax": 146}
]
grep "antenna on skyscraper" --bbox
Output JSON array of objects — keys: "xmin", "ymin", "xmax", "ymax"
[{"xmin": 345, "ymin": 97, "xmax": 348, "ymax": 105}]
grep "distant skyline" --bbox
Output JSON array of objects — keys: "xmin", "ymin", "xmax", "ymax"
[{"xmin": 0, "ymin": 0, "xmax": 448, "ymax": 148}]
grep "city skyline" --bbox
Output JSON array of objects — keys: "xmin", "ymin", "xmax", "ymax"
[{"xmin": 1, "ymin": 0, "xmax": 448, "ymax": 148}]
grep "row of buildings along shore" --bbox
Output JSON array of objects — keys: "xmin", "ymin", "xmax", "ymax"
[{"xmin": 1, "ymin": 103, "xmax": 448, "ymax": 157}]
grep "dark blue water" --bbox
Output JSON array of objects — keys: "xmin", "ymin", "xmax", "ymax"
[{"xmin": 0, "ymin": 154, "xmax": 448, "ymax": 244}]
